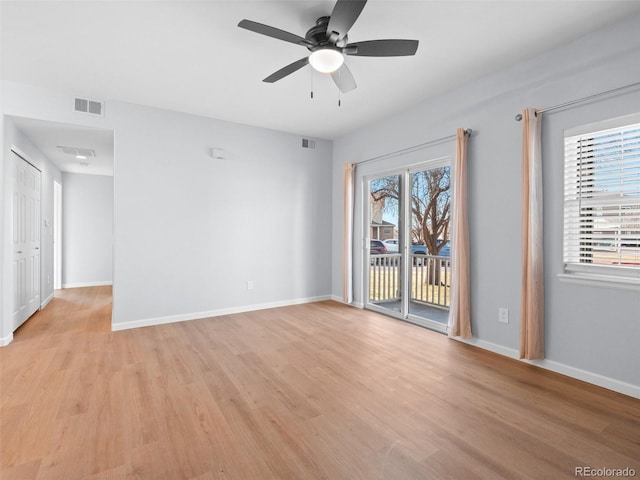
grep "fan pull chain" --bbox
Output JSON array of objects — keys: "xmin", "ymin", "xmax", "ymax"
[{"xmin": 310, "ymin": 67, "xmax": 314, "ymax": 99}]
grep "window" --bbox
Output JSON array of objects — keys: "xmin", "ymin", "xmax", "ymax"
[{"xmin": 563, "ymin": 113, "xmax": 640, "ymax": 286}]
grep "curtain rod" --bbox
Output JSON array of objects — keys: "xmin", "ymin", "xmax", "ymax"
[
  {"xmin": 355, "ymin": 129, "xmax": 472, "ymax": 166},
  {"xmin": 514, "ymin": 81, "xmax": 640, "ymax": 121}
]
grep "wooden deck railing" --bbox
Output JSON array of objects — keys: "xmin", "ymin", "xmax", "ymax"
[{"xmin": 369, "ymin": 254, "xmax": 451, "ymax": 308}]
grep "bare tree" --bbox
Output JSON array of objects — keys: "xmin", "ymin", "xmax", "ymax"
[
  {"xmin": 412, "ymin": 168, "xmax": 450, "ymax": 255},
  {"xmin": 370, "ymin": 167, "xmax": 450, "ymax": 255}
]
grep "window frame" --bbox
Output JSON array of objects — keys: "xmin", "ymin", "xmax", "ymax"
[{"xmin": 561, "ymin": 113, "xmax": 640, "ymax": 290}]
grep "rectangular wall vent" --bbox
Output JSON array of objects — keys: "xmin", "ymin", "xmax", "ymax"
[
  {"xmin": 74, "ymin": 97, "xmax": 88, "ymax": 112},
  {"xmin": 73, "ymin": 96, "xmax": 104, "ymax": 117},
  {"xmin": 302, "ymin": 138, "xmax": 316, "ymax": 149},
  {"xmin": 88, "ymin": 100, "xmax": 102, "ymax": 115}
]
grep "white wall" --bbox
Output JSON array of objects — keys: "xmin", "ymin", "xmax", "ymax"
[
  {"xmin": 332, "ymin": 14, "xmax": 640, "ymax": 395},
  {"xmin": 62, "ymin": 172, "xmax": 113, "ymax": 287},
  {"xmin": 1, "ymin": 85, "xmax": 333, "ymax": 332},
  {"xmin": 1, "ymin": 116, "xmax": 62, "ymax": 343}
]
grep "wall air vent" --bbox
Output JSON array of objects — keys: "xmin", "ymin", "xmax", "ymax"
[
  {"xmin": 302, "ymin": 138, "xmax": 316, "ymax": 149},
  {"xmin": 73, "ymin": 96, "xmax": 104, "ymax": 117},
  {"xmin": 56, "ymin": 146, "xmax": 96, "ymax": 158}
]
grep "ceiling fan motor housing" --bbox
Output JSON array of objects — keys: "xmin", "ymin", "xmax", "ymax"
[{"xmin": 305, "ymin": 16, "xmax": 348, "ymax": 50}]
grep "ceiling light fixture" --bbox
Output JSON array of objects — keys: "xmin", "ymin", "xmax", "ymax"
[
  {"xmin": 309, "ymin": 48, "xmax": 344, "ymax": 73},
  {"xmin": 75, "ymin": 155, "xmax": 87, "ymax": 160}
]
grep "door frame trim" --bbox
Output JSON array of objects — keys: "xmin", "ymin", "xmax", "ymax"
[{"xmin": 10, "ymin": 146, "xmax": 41, "ymax": 172}]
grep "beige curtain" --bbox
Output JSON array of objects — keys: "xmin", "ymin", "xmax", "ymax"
[
  {"xmin": 448, "ymin": 128, "xmax": 472, "ymax": 338},
  {"xmin": 520, "ymin": 108, "xmax": 544, "ymax": 359},
  {"xmin": 343, "ymin": 163, "xmax": 355, "ymax": 304}
]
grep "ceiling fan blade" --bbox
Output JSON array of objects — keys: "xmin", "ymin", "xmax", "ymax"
[
  {"xmin": 238, "ymin": 19, "xmax": 311, "ymax": 47},
  {"xmin": 346, "ymin": 39, "xmax": 419, "ymax": 57},
  {"xmin": 327, "ymin": 0, "xmax": 367, "ymax": 41},
  {"xmin": 263, "ymin": 57, "xmax": 309, "ymax": 83},
  {"xmin": 331, "ymin": 63, "xmax": 357, "ymax": 93}
]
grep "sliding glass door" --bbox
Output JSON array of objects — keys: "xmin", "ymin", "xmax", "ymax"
[
  {"xmin": 367, "ymin": 174, "xmax": 405, "ymax": 316},
  {"xmin": 365, "ymin": 160, "xmax": 452, "ymax": 332},
  {"xmin": 407, "ymin": 166, "xmax": 452, "ymax": 325}
]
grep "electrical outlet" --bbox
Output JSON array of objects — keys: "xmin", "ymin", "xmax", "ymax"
[
  {"xmin": 498, "ymin": 307, "xmax": 509, "ymax": 324},
  {"xmin": 247, "ymin": 280, "xmax": 254, "ymax": 291}
]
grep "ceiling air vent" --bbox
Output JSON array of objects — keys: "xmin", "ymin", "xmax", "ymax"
[
  {"xmin": 73, "ymin": 96, "xmax": 104, "ymax": 117},
  {"xmin": 57, "ymin": 146, "xmax": 96, "ymax": 157},
  {"xmin": 302, "ymin": 138, "xmax": 316, "ymax": 149}
]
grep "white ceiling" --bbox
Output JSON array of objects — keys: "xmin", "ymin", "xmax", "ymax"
[
  {"xmin": 3, "ymin": 1, "xmax": 640, "ymax": 174},
  {"xmin": 10, "ymin": 117, "xmax": 115, "ymax": 176}
]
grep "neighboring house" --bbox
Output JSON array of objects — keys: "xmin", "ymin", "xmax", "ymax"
[
  {"xmin": 371, "ymin": 220, "xmax": 396, "ymax": 241},
  {"xmin": 370, "ymin": 196, "xmax": 395, "ymax": 240}
]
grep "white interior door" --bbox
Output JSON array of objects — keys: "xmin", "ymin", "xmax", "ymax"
[{"xmin": 12, "ymin": 152, "xmax": 41, "ymax": 330}]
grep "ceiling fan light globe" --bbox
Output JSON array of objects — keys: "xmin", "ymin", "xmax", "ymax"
[{"xmin": 309, "ymin": 48, "xmax": 344, "ymax": 73}]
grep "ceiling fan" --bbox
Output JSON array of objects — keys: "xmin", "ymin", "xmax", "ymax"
[{"xmin": 238, "ymin": 0, "xmax": 419, "ymax": 94}]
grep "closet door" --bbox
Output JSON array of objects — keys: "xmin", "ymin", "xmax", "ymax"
[{"xmin": 12, "ymin": 152, "xmax": 41, "ymax": 330}]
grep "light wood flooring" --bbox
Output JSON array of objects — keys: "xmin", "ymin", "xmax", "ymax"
[{"xmin": 1, "ymin": 286, "xmax": 639, "ymax": 479}]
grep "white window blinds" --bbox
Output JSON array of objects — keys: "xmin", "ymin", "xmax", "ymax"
[{"xmin": 563, "ymin": 115, "xmax": 640, "ymax": 279}]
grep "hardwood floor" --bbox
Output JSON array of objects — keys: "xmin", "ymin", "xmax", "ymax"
[{"xmin": 1, "ymin": 286, "xmax": 638, "ymax": 479}]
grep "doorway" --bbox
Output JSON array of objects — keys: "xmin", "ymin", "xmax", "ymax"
[
  {"xmin": 12, "ymin": 151, "xmax": 42, "ymax": 330},
  {"xmin": 365, "ymin": 159, "xmax": 452, "ymax": 332}
]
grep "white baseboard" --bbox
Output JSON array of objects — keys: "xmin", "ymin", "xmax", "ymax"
[
  {"xmin": 62, "ymin": 281, "xmax": 112, "ymax": 289},
  {"xmin": 329, "ymin": 295, "xmax": 364, "ymax": 309},
  {"xmin": 41, "ymin": 292, "xmax": 54, "ymax": 309},
  {"xmin": 112, "ymin": 295, "xmax": 333, "ymax": 332},
  {"xmin": 0, "ymin": 333, "xmax": 13, "ymax": 347},
  {"xmin": 450, "ymin": 336, "xmax": 640, "ymax": 399}
]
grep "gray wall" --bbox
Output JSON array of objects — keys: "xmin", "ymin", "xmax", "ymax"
[
  {"xmin": 62, "ymin": 172, "xmax": 113, "ymax": 287},
  {"xmin": 109, "ymin": 102, "xmax": 333, "ymax": 327},
  {"xmin": 332, "ymin": 14, "xmax": 640, "ymax": 390}
]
